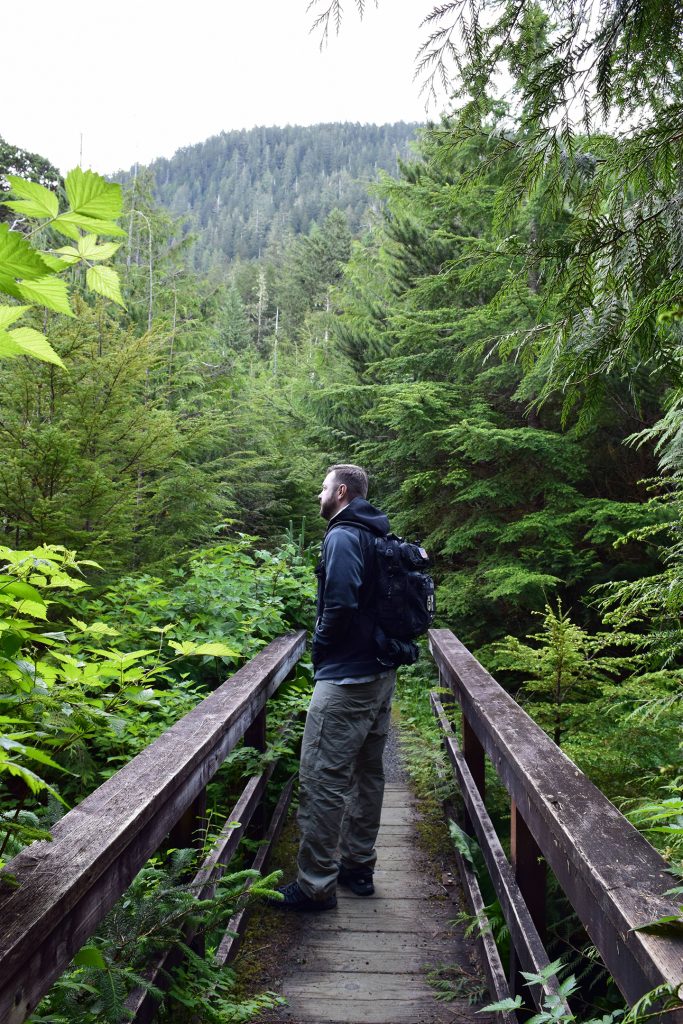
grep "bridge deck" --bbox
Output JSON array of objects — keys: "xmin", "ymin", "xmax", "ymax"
[{"xmin": 258, "ymin": 782, "xmax": 491, "ymax": 1024}]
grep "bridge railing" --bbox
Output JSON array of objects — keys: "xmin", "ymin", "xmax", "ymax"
[
  {"xmin": 0, "ymin": 630, "xmax": 306, "ymax": 1024},
  {"xmin": 429, "ymin": 628, "xmax": 683, "ymax": 1023}
]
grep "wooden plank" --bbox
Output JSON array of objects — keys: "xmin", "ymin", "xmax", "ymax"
[
  {"xmin": 431, "ymin": 699, "xmax": 516, "ymax": 1024},
  {"xmin": 0, "ymin": 631, "xmax": 306, "ymax": 1024},
  {"xmin": 293, "ymin": 930, "xmax": 457, "ymax": 955},
  {"xmin": 297, "ymin": 913, "xmax": 454, "ymax": 935},
  {"xmin": 282, "ymin": 971, "xmax": 444, "ymax": 998},
  {"xmin": 274, "ymin": 995, "xmax": 470, "ymax": 1024},
  {"xmin": 380, "ymin": 792, "xmax": 415, "ymax": 807},
  {"xmin": 377, "ymin": 807, "xmax": 416, "ymax": 824},
  {"xmin": 255, "ymin": 779, "xmax": 494, "ymax": 1024},
  {"xmin": 332, "ymin": 898, "xmax": 455, "ymax": 925},
  {"xmin": 373, "ymin": 849, "xmax": 414, "ymax": 861},
  {"xmin": 350, "ymin": 878, "xmax": 441, "ymax": 898},
  {"xmin": 288, "ymin": 950, "xmax": 452, "ymax": 973},
  {"xmin": 429, "ymin": 628, "xmax": 683, "ymax": 1009},
  {"xmin": 431, "ymin": 692, "xmax": 566, "ymax": 1013}
]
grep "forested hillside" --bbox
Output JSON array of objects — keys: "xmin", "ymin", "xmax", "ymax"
[{"xmin": 117, "ymin": 122, "xmax": 420, "ymax": 268}]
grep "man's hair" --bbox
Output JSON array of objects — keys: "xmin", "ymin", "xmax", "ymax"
[{"xmin": 328, "ymin": 463, "xmax": 369, "ymax": 500}]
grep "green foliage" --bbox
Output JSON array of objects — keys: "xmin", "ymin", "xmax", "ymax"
[
  {"xmin": 484, "ymin": 602, "xmax": 680, "ymax": 800},
  {"xmin": 0, "ymin": 167, "xmax": 125, "ymax": 367},
  {"xmin": 485, "ymin": 602, "xmax": 632, "ymax": 746},
  {"xmin": 29, "ymin": 848, "xmax": 284, "ymax": 1024},
  {"xmin": 425, "ymin": 961, "xmax": 488, "ymax": 1005},
  {"xmin": 320, "ymin": 114, "xmax": 661, "ymax": 648},
  {"xmin": 0, "ymin": 536, "xmax": 314, "ymax": 864},
  {"xmin": 481, "ymin": 959, "xmax": 682, "ymax": 1024},
  {"xmin": 94, "ymin": 536, "xmax": 316, "ymax": 666}
]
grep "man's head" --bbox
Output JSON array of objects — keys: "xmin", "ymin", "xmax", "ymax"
[{"xmin": 318, "ymin": 463, "xmax": 369, "ymax": 521}]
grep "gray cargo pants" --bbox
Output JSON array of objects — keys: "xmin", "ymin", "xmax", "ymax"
[{"xmin": 296, "ymin": 670, "xmax": 397, "ymax": 900}]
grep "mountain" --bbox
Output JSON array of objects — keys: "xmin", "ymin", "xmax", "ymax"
[{"xmin": 120, "ymin": 122, "xmax": 422, "ymax": 269}]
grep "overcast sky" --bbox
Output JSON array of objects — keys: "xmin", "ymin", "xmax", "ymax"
[{"xmin": 5, "ymin": 0, "xmax": 442, "ymax": 175}]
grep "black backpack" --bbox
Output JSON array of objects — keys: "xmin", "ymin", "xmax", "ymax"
[{"xmin": 328, "ymin": 523, "xmax": 436, "ymax": 667}]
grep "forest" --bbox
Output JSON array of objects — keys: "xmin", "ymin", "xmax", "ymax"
[
  {"xmin": 0, "ymin": 0, "xmax": 682, "ymax": 1019},
  {"xmin": 116, "ymin": 122, "xmax": 420, "ymax": 268}
]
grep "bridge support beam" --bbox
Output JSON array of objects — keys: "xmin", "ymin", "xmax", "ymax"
[
  {"xmin": 510, "ymin": 800, "xmax": 546, "ymax": 1008},
  {"xmin": 462, "ymin": 715, "xmax": 485, "ymax": 837}
]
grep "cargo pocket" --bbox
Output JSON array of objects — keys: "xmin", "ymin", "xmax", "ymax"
[{"xmin": 299, "ymin": 700, "xmax": 326, "ymax": 773}]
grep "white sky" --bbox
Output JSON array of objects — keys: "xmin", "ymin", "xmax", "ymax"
[{"xmin": 5, "ymin": 0, "xmax": 441, "ymax": 176}]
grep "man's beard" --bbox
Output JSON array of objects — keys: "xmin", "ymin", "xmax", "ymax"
[{"xmin": 320, "ymin": 497, "xmax": 336, "ymax": 520}]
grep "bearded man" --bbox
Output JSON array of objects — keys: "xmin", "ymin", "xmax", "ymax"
[{"xmin": 272, "ymin": 463, "xmax": 396, "ymax": 911}]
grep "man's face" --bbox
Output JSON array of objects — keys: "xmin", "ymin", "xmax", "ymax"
[{"xmin": 318, "ymin": 472, "xmax": 346, "ymax": 521}]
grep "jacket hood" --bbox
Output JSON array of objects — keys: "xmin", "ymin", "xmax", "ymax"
[{"xmin": 327, "ymin": 496, "xmax": 390, "ymax": 537}]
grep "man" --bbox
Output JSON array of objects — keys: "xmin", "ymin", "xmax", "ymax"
[{"xmin": 273, "ymin": 463, "xmax": 396, "ymax": 911}]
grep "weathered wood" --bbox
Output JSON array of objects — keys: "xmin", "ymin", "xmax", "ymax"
[
  {"xmin": 510, "ymin": 800, "xmax": 547, "ymax": 1007},
  {"xmin": 262, "ymin": 781, "xmax": 494, "ymax": 1024},
  {"xmin": 269, "ymin": 991, "xmax": 474, "ymax": 1024},
  {"xmin": 243, "ymin": 706, "xmax": 267, "ymax": 841},
  {"xmin": 510, "ymin": 801, "xmax": 546, "ymax": 941},
  {"xmin": 216, "ymin": 775, "xmax": 296, "ymax": 965},
  {"xmin": 431, "ymin": 692, "xmax": 563, "ymax": 1014},
  {"xmin": 289, "ymin": 945, "xmax": 457, "ymax": 974},
  {"xmin": 430, "ymin": 696, "xmax": 517, "ymax": 1023},
  {"xmin": 463, "ymin": 714, "xmax": 485, "ymax": 803},
  {"xmin": 168, "ymin": 787, "xmax": 208, "ymax": 855},
  {"xmin": 296, "ymin": 930, "xmax": 458, "ymax": 955},
  {"xmin": 429, "ymin": 628, "xmax": 683, "ymax": 1012},
  {"xmin": 0, "ymin": 631, "xmax": 306, "ymax": 1024}
]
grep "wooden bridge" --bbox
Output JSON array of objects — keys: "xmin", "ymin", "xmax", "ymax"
[{"xmin": 0, "ymin": 629, "xmax": 681, "ymax": 1024}]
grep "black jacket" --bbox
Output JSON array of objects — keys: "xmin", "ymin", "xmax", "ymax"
[{"xmin": 312, "ymin": 497, "xmax": 390, "ymax": 680}]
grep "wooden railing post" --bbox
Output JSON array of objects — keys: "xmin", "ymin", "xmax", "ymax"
[
  {"xmin": 244, "ymin": 706, "xmax": 267, "ymax": 841},
  {"xmin": 462, "ymin": 714, "xmax": 485, "ymax": 835},
  {"xmin": 169, "ymin": 789, "xmax": 208, "ymax": 854},
  {"xmin": 510, "ymin": 800, "xmax": 546, "ymax": 1007},
  {"xmin": 169, "ymin": 788, "xmax": 208, "ymax": 956}
]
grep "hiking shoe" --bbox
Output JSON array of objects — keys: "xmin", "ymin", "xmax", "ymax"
[
  {"xmin": 337, "ymin": 863, "xmax": 375, "ymax": 897},
  {"xmin": 267, "ymin": 880, "xmax": 337, "ymax": 912}
]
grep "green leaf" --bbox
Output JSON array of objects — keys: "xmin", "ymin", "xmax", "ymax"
[
  {"xmin": 3, "ymin": 176, "xmax": 59, "ymax": 220},
  {"xmin": 0, "ymin": 328, "xmax": 65, "ymax": 368},
  {"xmin": 192, "ymin": 642, "xmax": 241, "ymax": 657},
  {"xmin": 1, "ymin": 580, "xmax": 46, "ymax": 604},
  {"xmin": 65, "ymin": 168, "xmax": 122, "ymax": 222},
  {"xmin": 77, "ymin": 235, "xmax": 121, "ymax": 262},
  {"xmin": 52, "ymin": 245, "xmax": 81, "ymax": 265},
  {"xmin": 73, "ymin": 945, "xmax": 107, "ymax": 970},
  {"xmin": 82, "ymin": 621, "xmax": 120, "ymax": 637},
  {"xmin": 479, "ymin": 996, "xmax": 523, "ymax": 1012},
  {"xmin": 86, "ymin": 265, "xmax": 125, "ymax": 306},
  {"xmin": 18, "ymin": 744, "xmax": 64, "ymax": 770},
  {"xmin": 16, "ymin": 276, "xmax": 74, "ymax": 317},
  {"xmin": 0, "ymin": 223, "xmax": 52, "ymax": 288},
  {"xmin": 0, "ymin": 305, "xmax": 30, "ymax": 330},
  {"xmin": 86, "ymin": 241, "xmax": 121, "ymax": 262},
  {"xmin": 39, "ymin": 252, "xmax": 74, "ymax": 272},
  {"xmin": 53, "ymin": 213, "xmax": 126, "ymax": 238},
  {"xmin": 633, "ymin": 915, "xmax": 683, "ymax": 937},
  {"xmin": 168, "ymin": 640, "xmax": 198, "ymax": 656},
  {"xmin": 50, "ymin": 217, "xmax": 82, "ymax": 242},
  {"xmin": 449, "ymin": 819, "xmax": 476, "ymax": 866}
]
